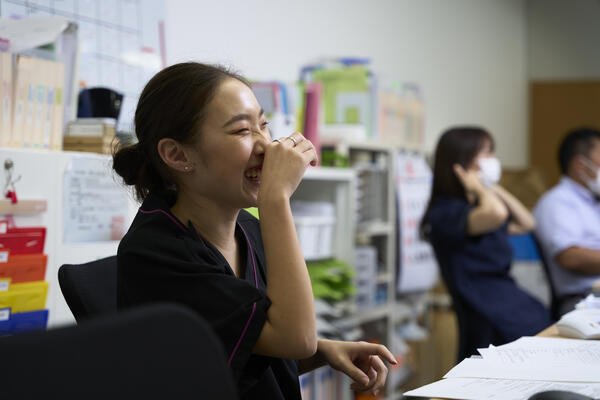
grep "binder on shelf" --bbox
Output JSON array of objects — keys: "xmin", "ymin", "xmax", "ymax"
[
  {"xmin": 0, "ymin": 225, "xmax": 46, "ymax": 254},
  {"xmin": 11, "ymin": 55, "xmax": 32, "ymax": 147},
  {"xmin": 0, "ymin": 308, "xmax": 48, "ymax": 335},
  {"xmin": 0, "ymin": 280, "xmax": 48, "ymax": 313},
  {"xmin": 31, "ymin": 58, "xmax": 47, "ymax": 148},
  {"xmin": 50, "ymin": 61, "xmax": 65, "ymax": 150},
  {"xmin": 0, "ymin": 253, "xmax": 47, "ymax": 283},
  {"xmin": 22, "ymin": 58, "xmax": 37, "ymax": 148},
  {"xmin": 0, "ymin": 53, "xmax": 12, "ymax": 147},
  {"xmin": 303, "ymin": 82, "xmax": 322, "ymax": 163}
]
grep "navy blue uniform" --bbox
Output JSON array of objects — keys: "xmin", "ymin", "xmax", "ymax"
[
  {"xmin": 117, "ymin": 193, "xmax": 301, "ymax": 399},
  {"xmin": 426, "ymin": 197, "xmax": 551, "ymax": 353}
]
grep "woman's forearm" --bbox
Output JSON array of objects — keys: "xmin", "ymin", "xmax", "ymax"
[
  {"xmin": 491, "ymin": 185, "xmax": 536, "ymax": 232},
  {"xmin": 255, "ymin": 194, "xmax": 317, "ymax": 359}
]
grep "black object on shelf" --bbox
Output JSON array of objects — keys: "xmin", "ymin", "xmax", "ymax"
[{"xmin": 77, "ymin": 87, "xmax": 123, "ymax": 121}]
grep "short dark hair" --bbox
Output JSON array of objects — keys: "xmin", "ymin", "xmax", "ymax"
[
  {"xmin": 112, "ymin": 62, "xmax": 248, "ymax": 202},
  {"xmin": 558, "ymin": 127, "xmax": 600, "ymax": 174}
]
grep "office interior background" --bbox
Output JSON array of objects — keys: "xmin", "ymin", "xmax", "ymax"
[{"xmin": 0, "ymin": 1, "xmax": 599, "ymax": 399}]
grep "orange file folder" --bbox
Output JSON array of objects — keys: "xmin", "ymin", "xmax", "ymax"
[{"xmin": 0, "ymin": 254, "xmax": 47, "ymax": 283}]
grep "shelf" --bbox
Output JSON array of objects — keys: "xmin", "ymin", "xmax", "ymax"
[
  {"xmin": 376, "ymin": 272, "xmax": 393, "ymax": 284},
  {"xmin": 321, "ymin": 138, "xmax": 396, "ymax": 152},
  {"xmin": 331, "ymin": 304, "xmax": 392, "ymax": 329},
  {"xmin": 0, "ymin": 199, "xmax": 47, "ymax": 214},
  {"xmin": 357, "ymin": 221, "xmax": 393, "ymax": 238},
  {"xmin": 302, "ymin": 166, "xmax": 355, "ymax": 182}
]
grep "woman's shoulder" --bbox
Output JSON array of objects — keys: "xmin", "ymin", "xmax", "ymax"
[
  {"xmin": 429, "ymin": 196, "xmax": 469, "ymax": 215},
  {"xmin": 119, "ymin": 194, "xmax": 191, "ymax": 257},
  {"xmin": 237, "ymin": 209, "xmax": 263, "ymax": 248}
]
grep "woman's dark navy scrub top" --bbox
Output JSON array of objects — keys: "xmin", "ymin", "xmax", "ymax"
[
  {"xmin": 117, "ymin": 193, "xmax": 301, "ymax": 399},
  {"xmin": 427, "ymin": 197, "xmax": 551, "ymax": 343}
]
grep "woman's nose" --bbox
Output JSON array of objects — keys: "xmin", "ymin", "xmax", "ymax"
[{"xmin": 252, "ymin": 130, "xmax": 269, "ymax": 153}]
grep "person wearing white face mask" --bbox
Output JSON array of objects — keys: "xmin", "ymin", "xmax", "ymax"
[
  {"xmin": 533, "ymin": 128, "xmax": 600, "ymax": 317},
  {"xmin": 420, "ymin": 127, "xmax": 550, "ymax": 361}
]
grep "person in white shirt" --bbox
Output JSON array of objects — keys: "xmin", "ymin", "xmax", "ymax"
[{"xmin": 533, "ymin": 127, "xmax": 600, "ymax": 317}]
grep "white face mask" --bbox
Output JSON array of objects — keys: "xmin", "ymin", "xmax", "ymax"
[
  {"xmin": 581, "ymin": 157, "xmax": 600, "ymax": 196},
  {"xmin": 477, "ymin": 157, "xmax": 502, "ymax": 187}
]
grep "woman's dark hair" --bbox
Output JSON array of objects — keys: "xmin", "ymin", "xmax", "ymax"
[
  {"xmin": 558, "ymin": 127, "xmax": 600, "ymax": 175},
  {"xmin": 113, "ymin": 62, "xmax": 248, "ymax": 202},
  {"xmin": 420, "ymin": 126, "xmax": 494, "ymax": 239}
]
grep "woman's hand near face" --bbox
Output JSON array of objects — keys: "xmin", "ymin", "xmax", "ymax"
[
  {"xmin": 453, "ymin": 164, "xmax": 485, "ymax": 195},
  {"xmin": 454, "ymin": 163, "xmax": 510, "ymax": 235},
  {"xmin": 253, "ymin": 131, "xmax": 319, "ymax": 360},
  {"xmin": 258, "ymin": 132, "xmax": 318, "ymax": 205}
]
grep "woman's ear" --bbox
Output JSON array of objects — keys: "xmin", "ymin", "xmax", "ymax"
[{"xmin": 157, "ymin": 138, "xmax": 195, "ymax": 173}]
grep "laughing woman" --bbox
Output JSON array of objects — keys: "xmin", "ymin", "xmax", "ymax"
[{"xmin": 113, "ymin": 62, "xmax": 396, "ymax": 399}]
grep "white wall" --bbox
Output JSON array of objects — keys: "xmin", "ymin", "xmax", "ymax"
[
  {"xmin": 166, "ymin": 0, "xmax": 528, "ymax": 167},
  {"xmin": 528, "ymin": 0, "xmax": 600, "ymax": 80}
]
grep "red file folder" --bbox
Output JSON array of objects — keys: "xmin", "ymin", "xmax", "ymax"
[{"xmin": 0, "ymin": 227, "xmax": 46, "ymax": 254}]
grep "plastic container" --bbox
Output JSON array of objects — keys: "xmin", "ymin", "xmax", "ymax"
[
  {"xmin": 294, "ymin": 216, "xmax": 336, "ymax": 260},
  {"xmin": 292, "ymin": 201, "xmax": 336, "ymax": 261}
]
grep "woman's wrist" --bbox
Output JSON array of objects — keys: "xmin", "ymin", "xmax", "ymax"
[{"xmin": 257, "ymin": 192, "xmax": 289, "ymax": 210}]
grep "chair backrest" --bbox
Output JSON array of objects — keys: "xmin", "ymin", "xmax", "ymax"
[
  {"xmin": 531, "ymin": 234, "xmax": 560, "ymax": 321},
  {"xmin": 58, "ymin": 255, "xmax": 117, "ymax": 322},
  {"xmin": 0, "ymin": 303, "xmax": 239, "ymax": 400}
]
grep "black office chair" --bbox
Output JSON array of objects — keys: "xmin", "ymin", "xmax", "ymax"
[
  {"xmin": 0, "ymin": 303, "xmax": 239, "ymax": 400},
  {"xmin": 531, "ymin": 234, "xmax": 560, "ymax": 321},
  {"xmin": 58, "ymin": 255, "xmax": 117, "ymax": 322}
]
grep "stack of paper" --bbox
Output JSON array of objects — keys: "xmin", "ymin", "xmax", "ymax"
[{"xmin": 404, "ymin": 337, "xmax": 600, "ymax": 400}]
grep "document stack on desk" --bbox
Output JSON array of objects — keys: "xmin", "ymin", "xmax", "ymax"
[{"xmin": 404, "ymin": 337, "xmax": 600, "ymax": 400}]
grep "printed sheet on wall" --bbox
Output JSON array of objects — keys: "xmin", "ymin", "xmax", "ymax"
[
  {"xmin": 63, "ymin": 155, "xmax": 129, "ymax": 243},
  {"xmin": 0, "ymin": 0, "xmax": 166, "ymax": 133},
  {"xmin": 395, "ymin": 151, "xmax": 438, "ymax": 293}
]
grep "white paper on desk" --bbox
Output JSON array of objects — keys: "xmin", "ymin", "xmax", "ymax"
[
  {"xmin": 480, "ymin": 337, "xmax": 600, "ymax": 367},
  {"xmin": 445, "ymin": 356, "xmax": 600, "ymax": 382},
  {"xmin": 403, "ymin": 377, "xmax": 600, "ymax": 400}
]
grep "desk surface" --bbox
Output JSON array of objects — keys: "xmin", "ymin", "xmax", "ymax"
[{"xmin": 536, "ymin": 323, "xmax": 560, "ymax": 338}]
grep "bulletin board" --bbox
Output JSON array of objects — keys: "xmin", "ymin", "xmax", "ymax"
[{"xmin": 0, "ymin": 0, "xmax": 166, "ymax": 133}]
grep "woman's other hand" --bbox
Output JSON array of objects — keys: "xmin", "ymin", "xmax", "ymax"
[{"xmin": 317, "ymin": 339, "xmax": 397, "ymax": 396}]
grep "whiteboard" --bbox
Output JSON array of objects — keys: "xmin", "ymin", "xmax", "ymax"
[{"xmin": 0, "ymin": 0, "xmax": 166, "ymax": 133}]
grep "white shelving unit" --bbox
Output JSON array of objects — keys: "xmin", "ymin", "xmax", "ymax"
[
  {"xmin": 318, "ymin": 139, "xmax": 434, "ymax": 400},
  {"xmin": 320, "ymin": 139, "xmax": 403, "ymax": 398}
]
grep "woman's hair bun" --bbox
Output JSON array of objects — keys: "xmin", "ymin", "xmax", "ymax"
[{"xmin": 113, "ymin": 143, "xmax": 145, "ymax": 186}]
